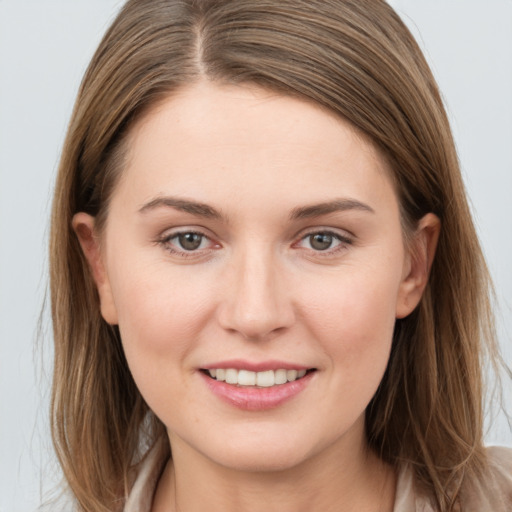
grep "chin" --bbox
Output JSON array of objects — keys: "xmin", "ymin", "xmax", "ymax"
[{"xmin": 187, "ymin": 423, "xmax": 334, "ymax": 474}]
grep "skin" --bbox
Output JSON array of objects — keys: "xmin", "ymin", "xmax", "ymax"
[{"xmin": 74, "ymin": 81, "xmax": 439, "ymax": 512}]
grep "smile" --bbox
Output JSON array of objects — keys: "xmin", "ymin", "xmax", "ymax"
[
  {"xmin": 200, "ymin": 365, "xmax": 316, "ymax": 411},
  {"xmin": 205, "ymin": 368, "xmax": 309, "ymax": 387}
]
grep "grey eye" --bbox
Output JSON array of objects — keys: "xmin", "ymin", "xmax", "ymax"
[
  {"xmin": 178, "ymin": 232, "xmax": 204, "ymax": 250},
  {"xmin": 309, "ymin": 233, "xmax": 334, "ymax": 251}
]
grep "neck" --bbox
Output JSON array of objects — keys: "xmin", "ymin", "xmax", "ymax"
[{"xmin": 152, "ymin": 424, "xmax": 396, "ymax": 512}]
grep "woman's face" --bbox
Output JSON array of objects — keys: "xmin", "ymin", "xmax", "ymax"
[{"xmin": 76, "ymin": 82, "xmax": 434, "ymax": 472}]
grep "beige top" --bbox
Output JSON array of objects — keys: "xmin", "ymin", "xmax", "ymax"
[{"xmin": 124, "ymin": 442, "xmax": 512, "ymax": 511}]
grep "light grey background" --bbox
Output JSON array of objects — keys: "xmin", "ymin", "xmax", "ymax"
[{"xmin": 0, "ymin": 1, "xmax": 511, "ymax": 511}]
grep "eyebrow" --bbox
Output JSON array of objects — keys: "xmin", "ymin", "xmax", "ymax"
[
  {"xmin": 138, "ymin": 196, "xmax": 374, "ymax": 221},
  {"xmin": 139, "ymin": 197, "xmax": 223, "ymax": 219},
  {"xmin": 289, "ymin": 199, "xmax": 375, "ymax": 220}
]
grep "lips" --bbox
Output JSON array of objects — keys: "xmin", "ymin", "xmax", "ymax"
[{"xmin": 199, "ymin": 362, "xmax": 316, "ymax": 410}]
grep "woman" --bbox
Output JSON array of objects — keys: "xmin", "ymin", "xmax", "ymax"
[{"xmin": 49, "ymin": 0, "xmax": 511, "ymax": 511}]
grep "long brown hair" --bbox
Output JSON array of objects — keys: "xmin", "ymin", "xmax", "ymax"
[{"xmin": 49, "ymin": 1, "xmax": 501, "ymax": 510}]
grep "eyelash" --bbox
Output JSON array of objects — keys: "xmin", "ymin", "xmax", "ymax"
[
  {"xmin": 156, "ymin": 230, "xmax": 219, "ymax": 259},
  {"xmin": 156, "ymin": 228, "xmax": 353, "ymax": 258},
  {"xmin": 294, "ymin": 230, "xmax": 353, "ymax": 256}
]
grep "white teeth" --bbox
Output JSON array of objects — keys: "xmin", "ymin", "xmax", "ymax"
[
  {"xmin": 275, "ymin": 369, "xmax": 287, "ymax": 385},
  {"xmin": 238, "ymin": 370, "xmax": 256, "ymax": 386},
  {"xmin": 225, "ymin": 368, "xmax": 238, "ymax": 384},
  {"xmin": 207, "ymin": 368, "xmax": 309, "ymax": 387},
  {"xmin": 286, "ymin": 369, "xmax": 298, "ymax": 381},
  {"xmin": 256, "ymin": 370, "xmax": 275, "ymax": 387}
]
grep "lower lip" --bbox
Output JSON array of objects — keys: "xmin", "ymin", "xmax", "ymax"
[{"xmin": 200, "ymin": 371, "xmax": 314, "ymax": 411}]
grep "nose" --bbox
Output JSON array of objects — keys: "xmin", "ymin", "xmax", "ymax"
[{"xmin": 217, "ymin": 247, "xmax": 295, "ymax": 341}]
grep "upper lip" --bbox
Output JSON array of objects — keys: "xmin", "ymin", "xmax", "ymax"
[{"xmin": 200, "ymin": 360, "xmax": 312, "ymax": 372}]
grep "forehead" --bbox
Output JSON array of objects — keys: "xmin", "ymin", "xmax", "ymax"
[{"xmin": 114, "ymin": 81, "xmax": 397, "ymax": 215}]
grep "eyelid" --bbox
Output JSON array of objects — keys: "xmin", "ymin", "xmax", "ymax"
[
  {"xmin": 156, "ymin": 227, "xmax": 221, "ymax": 258},
  {"xmin": 293, "ymin": 227, "xmax": 354, "ymax": 254},
  {"xmin": 154, "ymin": 225, "xmax": 353, "ymax": 258},
  {"xmin": 295, "ymin": 225, "xmax": 354, "ymax": 241}
]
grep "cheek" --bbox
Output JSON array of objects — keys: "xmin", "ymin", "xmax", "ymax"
[
  {"xmin": 108, "ymin": 256, "xmax": 216, "ymax": 359},
  {"xmin": 107, "ymin": 259, "xmax": 220, "ymax": 417},
  {"xmin": 300, "ymin": 263, "xmax": 401, "ymax": 371}
]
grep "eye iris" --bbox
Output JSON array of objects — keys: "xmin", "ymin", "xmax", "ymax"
[
  {"xmin": 178, "ymin": 233, "xmax": 202, "ymax": 250},
  {"xmin": 310, "ymin": 233, "xmax": 333, "ymax": 250}
]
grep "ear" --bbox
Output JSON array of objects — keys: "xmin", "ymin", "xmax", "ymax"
[
  {"xmin": 72, "ymin": 212, "xmax": 118, "ymax": 325},
  {"xmin": 396, "ymin": 213, "xmax": 440, "ymax": 319}
]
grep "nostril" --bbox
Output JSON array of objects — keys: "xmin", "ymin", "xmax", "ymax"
[{"xmin": 216, "ymin": 267, "xmax": 295, "ymax": 339}]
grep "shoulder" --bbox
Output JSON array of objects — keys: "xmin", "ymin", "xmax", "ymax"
[
  {"xmin": 461, "ymin": 446, "xmax": 512, "ymax": 512},
  {"xmin": 394, "ymin": 446, "xmax": 512, "ymax": 512},
  {"xmin": 485, "ymin": 444, "xmax": 512, "ymax": 472},
  {"xmin": 483, "ymin": 446, "xmax": 512, "ymax": 501},
  {"xmin": 124, "ymin": 437, "xmax": 169, "ymax": 512}
]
